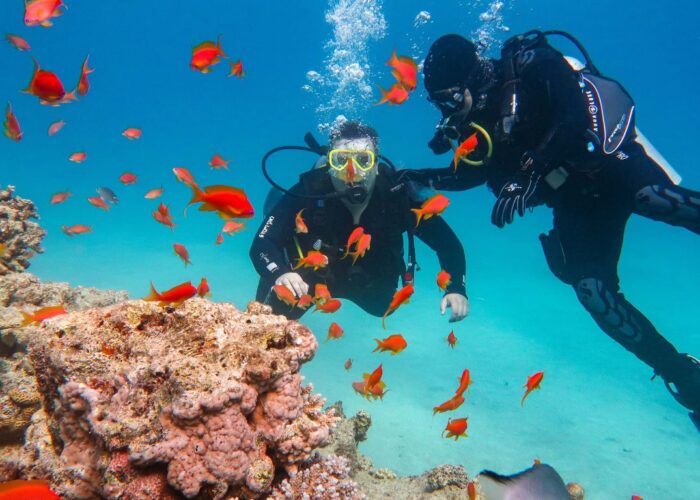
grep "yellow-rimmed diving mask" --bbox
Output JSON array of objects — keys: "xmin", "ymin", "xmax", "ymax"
[{"xmin": 328, "ymin": 149, "xmax": 376, "ymax": 172}]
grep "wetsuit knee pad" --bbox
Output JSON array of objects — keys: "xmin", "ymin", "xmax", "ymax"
[
  {"xmin": 634, "ymin": 185, "xmax": 700, "ymax": 222},
  {"xmin": 574, "ymin": 278, "xmax": 608, "ymax": 314}
]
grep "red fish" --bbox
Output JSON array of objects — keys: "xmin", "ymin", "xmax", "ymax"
[
  {"xmin": 191, "ymin": 36, "xmax": 226, "ymax": 73},
  {"xmin": 295, "ymin": 209, "xmax": 308, "ymax": 234},
  {"xmin": 69, "ymin": 151, "xmax": 86, "ymax": 163},
  {"xmin": 20, "ymin": 305, "xmax": 67, "ymax": 326},
  {"xmin": 119, "ymin": 172, "xmax": 137, "ymax": 185},
  {"xmin": 292, "ymin": 250, "xmax": 328, "ymax": 271},
  {"xmin": 314, "ymin": 283, "xmax": 332, "ymax": 304},
  {"xmin": 76, "ymin": 54, "xmax": 94, "ymax": 96},
  {"xmin": 367, "ymin": 380, "xmax": 389, "ymax": 400},
  {"xmin": 296, "ymin": 294, "xmax": 314, "ymax": 310},
  {"xmin": 187, "ymin": 184, "xmax": 255, "ymax": 219},
  {"xmin": 433, "ymin": 394, "xmax": 465, "ymax": 415},
  {"xmin": 173, "ymin": 243, "xmax": 191, "ymax": 266},
  {"xmin": 387, "ymin": 50, "xmax": 418, "ymax": 91},
  {"xmin": 327, "ymin": 322, "xmax": 344, "ymax": 341},
  {"xmin": 24, "ymin": 0, "xmax": 66, "ymax": 28},
  {"xmin": 222, "ymin": 220, "xmax": 245, "ymax": 235},
  {"xmin": 145, "ymin": 281, "xmax": 197, "ymax": 307},
  {"xmin": 352, "ymin": 380, "xmax": 370, "ymax": 399},
  {"xmin": 344, "ymin": 358, "xmax": 352, "ymax": 370},
  {"xmin": 377, "ymin": 82, "xmax": 409, "ymax": 105},
  {"xmin": 61, "ymin": 224, "xmax": 91, "ymax": 236},
  {"xmin": 631, "ymin": 496, "xmax": 643, "ymax": 500},
  {"xmin": 452, "ymin": 133, "xmax": 479, "ymax": 171},
  {"xmin": 447, "ymin": 330, "xmax": 457, "ymax": 348},
  {"xmin": 209, "ymin": 153, "xmax": 229, "ymax": 169},
  {"xmin": 521, "ymin": 371, "xmax": 544, "ymax": 406},
  {"xmin": 443, "ymin": 417, "xmax": 468, "ymax": 440},
  {"xmin": 5, "ymin": 34, "xmax": 31, "ymax": 51},
  {"xmin": 23, "ymin": 59, "xmax": 76, "ymax": 105},
  {"xmin": 381, "ymin": 283, "xmax": 414, "ymax": 329},
  {"xmin": 411, "ymin": 193, "xmax": 450, "ymax": 227},
  {"xmin": 215, "ymin": 233, "xmax": 224, "ymax": 245},
  {"xmin": 173, "ymin": 167, "xmax": 198, "ymax": 189},
  {"xmin": 437, "ymin": 270, "xmax": 451, "ymax": 291},
  {"xmin": 455, "ymin": 368, "xmax": 472, "ymax": 396},
  {"xmin": 0, "ymin": 479, "xmax": 60, "ymax": 499},
  {"xmin": 3, "ymin": 103, "xmax": 22, "ymax": 142},
  {"xmin": 373, "ymin": 334, "xmax": 407, "ymax": 355},
  {"xmin": 122, "ymin": 127, "xmax": 142, "ymax": 140},
  {"xmin": 348, "ymin": 233, "xmax": 371, "ymax": 265},
  {"xmin": 273, "ymin": 284, "xmax": 297, "ymax": 307},
  {"xmin": 467, "ymin": 481, "xmax": 477, "ymax": 500},
  {"xmin": 364, "ymin": 363, "xmax": 383, "ymax": 391},
  {"xmin": 152, "ymin": 203, "xmax": 174, "ymax": 229},
  {"xmin": 144, "ymin": 187, "xmax": 164, "ymax": 200},
  {"xmin": 313, "ymin": 298, "xmax": 342, "ymax": 314},
  {"xmin": 50, "ymin": 191, "xmax": 71, "ymax": 204},
  {"xmin": 87, "ymin": 196, "xmax": 109, "ymax": 211},
  {"xmin": 343, "ymin": 226, "xmax": 365, "ymax": 258},
  {"xmin": 228, "ymin": 60, "xmax": 245, "ymax": 78},
  {"xmin": 197, "ymin": 277, "xmax": 210, "ymax": 297},
  {"xmin": 47, "ymin": 119, "xmax": 65, "ymax": 136}
]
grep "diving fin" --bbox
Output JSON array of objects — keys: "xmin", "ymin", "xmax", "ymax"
[
  {"xmin": 690, "ymin": 411, "xmax": 700, "ymax": 433},
  {"xmin": 477, "ymin": 464, "xmax": 570, "ymax": 500}
]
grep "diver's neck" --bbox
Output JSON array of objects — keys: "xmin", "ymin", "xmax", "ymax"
[{"xmin": 342, "ymin": 198, "xmax": 370, "ymax": 225}]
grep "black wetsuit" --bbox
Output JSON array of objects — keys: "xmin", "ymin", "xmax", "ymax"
[
  {"xmin": 410, "ymin": 39, "xmax": 700, "ymax": 407},
  {"xmin": 250, "ymin": 165, "xmax": 467, "ymax": 319}
]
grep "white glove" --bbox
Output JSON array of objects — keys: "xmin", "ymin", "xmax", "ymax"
[
  {"xmin": 440, "ymin": 293, "xmax": 470, "ymax": 323},
  {"xmin": 274, "ymin": 272, "xmax": 309, "ymax": 298}
]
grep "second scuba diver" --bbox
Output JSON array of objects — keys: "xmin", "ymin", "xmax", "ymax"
[
  {"xmin": 250, "ymin": 120, "xmax": 469, "ymax": 322},
  {"xmin": 398, "ymin": 31, "xmax": 700, "ymax": 429}
]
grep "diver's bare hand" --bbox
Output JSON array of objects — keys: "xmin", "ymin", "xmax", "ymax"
[
  {"xmin": 275, "ymin": 272, "xmax": 309, "ymax": 298},
  {"xmin": 441, "ymin": 293, "xmax": 469, "ymax": 322}
]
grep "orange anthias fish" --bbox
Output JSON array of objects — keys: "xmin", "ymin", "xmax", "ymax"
[
  {"xmin": 209, "ymin": 153, "xmax": 229, "ymax": 170},
  {"xmin": 386, "ymin": 50, "xmax": 418, "ymax": 91},
  {"xmin": 24, "ymin": 0, "xmax": 66, "ymax": 28},
  {"xmin": 455, "ymin": 368, "xmax": 473, "ymax": 396},
  {"xmin": 47, "ymin": 119, "xmax": 65, "ymax": 136},
  {"xmin": 215, "ymin": 233, "xmax": 224, "ymax": 245},
  {"xmin": 364, "ymin": 363, "xmax": 383, "ymax": 391},
  {"xmin": 433, "ymin": 394, "xmax": 465, "ymax": 415},
  {"xmin": 296, "ymin": 294, "xmax": 314, "ymax": 310},
  {"xmin": 20, "ymin": 306, "xmax": 67, "ymax": 326},
  {"xmin": 191, "ymin": 36, "xmax": 226, "ymax": 73},
  {"xmin": 295, "ymin": 209, "xmax": 308, "ymax": 234},
  {"xmin": 452, "ymin": 133, "xmax": 479, "ymax": 172},
  {"xmin": 87, "ymin": 196, "xmax": 109, "ymax": 211},
  {"xmin": 3, "ymin": 103, "xmax": 22, "ymax": 142},
  {"xmin": 144, "ymin": 187, "xmax": 164, "ymax": 199},
  {"xmin": 344, "ymin": 358, "xmax": 352, "ymax": 370},
  {"xmin": 61, "ymin": 224, "xmax": 91, "ymax": 236},
  {"xmin": 467, "ymin": 481, "xmax": 477, "ymax": 500},
  {"xmin": 273, "ymin": 284, "xmax": 297, "ymax": 308},
  {"xmin": 119, "ymin": 172, "xmax": 137, "ymax": 185},
  {"xmin": 443, "ymin": 417, "xmax": 468, "ymax": 440},
  {"xmin": 5, "ymin": 34, "xmax": 31, "ymax": 51},
  {"xmin": 173, "ymin": 243, "xmax": 191, "ymax": 266},
  {"xmin": 367, "ymin": 380, "xmax": 389, "ymax": 400},
  {"xmin": 437, "ymin": 270, "xmax": 451, "ymax": 291},
  {"xmin": 222, "ymin": 220, "xmax": 245, "ymax": 235},
  {"xmin": 411, "ymin": 193, "xmax": 450, "ymax": 227},
  {"xmin": 631, "ymin": 496, "xmax": 643, "ymax": 500},
  {"xmin": 348, "ymin": 233, "xmax": 371, "ymax": 265},
  {"xmin": 197, "ymin": 277, "xmax": 210, "ymax": 297},
  {"xmin": 313, "ymin": 298, "xmax": 342, "ymax": 314},
  {"xmin": 23, "ymin": 59, "xmax": 76, "ymax": 105},
  {"xmin": 373, "ymin": 334, "xmax": 407, "ymax": 355},
  {"xmin": 377, "ymin": 82, "xmax": 409, "ymax": 106},
  {"xmin": 292, "ymin": 250, "xmax": 328, "ymax": 271},
  {"xmin": 228, "ymin": 60, "xmax": 244, "ymax": 78},
  {"xmin": 77, "ymin": 54, "xmax": 94, "ymax": 96},
  {"xmin": 0, "ymin": 479, "xmax": 61, "ymax": 499},
  {"xmin": 122, "ymin": 127, "xmax": 142, "ymax": 140},
  {"xmin": 152, "ymin": 203, "xmax": 174, "ymax": 229},
  {"xmin": 187, "ymin": 184, "xmax": 255, "ymax": 220},
  {"xmin": 50, "ymin": 191, "xmax": 71, "ymax": 204},
  {"xmin": 173, "ymin": 167, "xmax": 199, "ymax": 189},
  {"xmin": 521, "ymin": 371, "xmax": 544, "ymax": 406},
  {"xmin": 314, "ymin": 283, "xmax": 332, "ymax": 304},
  {"xmin": 381, "ymin": 283, "xmax": 414, "ymax": 329},
  {"xmin": 343, "ymin": 226, "xmax": 365, "ymax": 258},
  {"xmin": 326, "ymin": 322, "xmax": 344, "ymax": 341},
  {"xmin": 69, "ymin": 151, "xmax": 86, "ymax": 163},
  {"xmin": 145, "ymin": 281, "xmax": 197, "ymax": 307},
  {"xmin": 447, "ymin": 330, "xmax": 457, "ymax": 348}
]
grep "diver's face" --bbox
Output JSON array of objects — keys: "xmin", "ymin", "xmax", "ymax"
[{"xmin": 328, "ymin": 137, "xmax": 378, "ymax": 198}]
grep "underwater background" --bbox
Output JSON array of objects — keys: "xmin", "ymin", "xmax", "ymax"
[{"xmin": 2, "ymin": 0, "xmax": 699, "ymax": 498}]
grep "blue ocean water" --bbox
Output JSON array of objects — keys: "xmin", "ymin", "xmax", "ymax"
[{"xmin": 2, "ymin": 1, "xmax": 699, "ymax": 498}]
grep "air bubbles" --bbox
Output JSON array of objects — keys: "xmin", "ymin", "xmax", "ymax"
[
  {"xmin": 471, "ymin": 1, "xmax": 512, "ymax": 55},
  {"xmin": 413, "ymin": 11, "xmax": 431, "ymax": 28}
]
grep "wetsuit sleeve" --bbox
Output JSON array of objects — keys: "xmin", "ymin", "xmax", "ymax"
[
  {"xmin": 397, "ymin": 164, "xmax": 488, "ymax": 192},
  {"xmin": 413, "ymin": 213, "xmax": 467, "ymax": 297},
  {"xmin": 249, "ymin": 186, "xmax": 305, "ymax": 281}
]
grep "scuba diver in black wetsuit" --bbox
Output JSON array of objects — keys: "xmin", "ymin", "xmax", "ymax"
[
  {"xmin": 250, "ymin": 120, "xmax": 469, "ymax": 322},
  {"xmin": 397, "ymin": 31, "xmax": 700, "ymax": 429}
]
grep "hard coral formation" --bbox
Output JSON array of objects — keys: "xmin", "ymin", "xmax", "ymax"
[
  {"xmin": 270, "ymin": 454, "xmax": 364, "ymax": 500},
  {"xmin": 0, "ymin": 355, "xmax": 41, "ymax": 444},
  {"xmin": 0, "ymin": 185, "xmax": 45, "ymax": 275}
]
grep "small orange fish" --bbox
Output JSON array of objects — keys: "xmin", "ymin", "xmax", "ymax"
[
  {"xmin": 24, "ymin": 0, "xmax": 66, "ymax": 28},
  {"xmin": 455, "ymin": 368, "xmax": 472, "ymax": 396},
  {"xmin": 173, "ymin": 167, "xmax": 198, "ymax": 189},
  {"xmin": 313, "ymin": 298, "xmax": 342, "ymax": 314},
  {"xmin": 215, "ymin": 233, "xmax": 224, "ymax": 245},
  {"xmin": 3, "ymin": 103, "xmax": 22, "ymax": 142},
  {"xmin": 61, "ymin": 224, "xmax": 91, "ymax": 236},
  {"xmin": 377, "ymin": 82, "xmax": 409, "ymax": 105},
  {"xmin": 292, "ymin": 250, "xmax": 328, "ymax": 271},
  {"xmin": 631, "ymin": 496, "xmax": 643, "ymax": 500},
  {"xmin": 295, "ymin": 209, "xmax": 308, "ymax": 234},
  {"xmin": 296, "ymin": 294, "xmax": 314, "ymax": 310},
  {"xmin": 343, "ymin": 226, "xmax": 365, "ymax": 258},
  {"xmin": 209, "ymin": 153, "xmax": 229, "ymax": 169},
  {"xmin": 442, "ymin": 417, "xmax": 468, "ymax": 440},
  {"xmin": 197, "ymin": 277, "xmax": 210, "ymax": 297},
  {"xmin": 145, "ymin": 281, "xmax": 197, "ymax": 307},
  {"xmin": 367, "ymin": 380, "xmax": 389, "ymax": 400},
  {"xmin": 173, "ymin": 243, "xmax": 191, "ymax": 266},
  {"xmin": 87, "ymin": 196, "xmax": 109, "ymax": 211},
  {"xmin": 327, "ymin": 322, "xmax": 344, "ymax": 341},
  {"xmin": 452, "ymin": 133, "xmax": 479, "ymax": 171},
  {"xmin": 119, "ymin": 172, "xmax": 137, "ymax": 185},
  {"xmin": 273, "ymin": 284, "xmax": 297, "ymax": 307},
  {"xmin": 69, "ymin": 151, "xmax": 86, "ymax": 163},
  {"xmin": 314, "ymin": 283, "xmax": 332, "ymax": 304},
  {"xmin": 5, "ymin": 34, "xmax": 31, "ymax": 51},
  {"xmin": 521, "ymin": 371, "xmax": 544, "ymax": 406},
  {"xmin": 373, "ymin": 334, "xmax": 407, "ymax": 355},
  {"xmin": 344, "ymin": 358, "xmax": 352, "ymax": 370},
  {"xmin": 20, "ymin": 305, "xmax": 67, "ymax": 326},
  {"xmin": 23, "ymin": 59, "xmax": 76, "ymax": 105},
  {"xmin": 437, "ymin": 270, "xmax": 451, "ymax": 291},
  {"xmin": 0, "ymin": 479, "xmax": 61, "ymax": 499},
  {"xmin": 433, "ymin": 394, "xmax": 465, "ymax": 415},
  {"xmin": 411, "ymin": 193, "xmax": 450, "ymax": 227},
  {"xmin": 363, "ymin": 363, "xmax": 383, "ymax": 391},
  {"xmin": 348, "ymin": 233, "xmax": 371, "ymax": 265},
  {"xmin": 228, "ymin": 59, "xmax": 245, "ymax": 78},
  {"xmin": 77, "ymin": 54, "xmax": 94, "ymax": 96},
  {"xmin": 467, "ymin": 481, "xmax": 476, "ymax": 500},
  {"xmin": 191, "ymin": 36, "xmax": 226, "ymax": 73},
  {"xmin": 144, "ymin": 187, "xmax": 164, "ymax": 199},
  {"xmin": 387, "ymin": 50, "xmax": 418, "ymax": 91},
  {"xmin": 352, "ymin": 380, "xmax": 370, "ymax": 398},
  {"xmin": 152, "ymin": 203, "xmax": 175, "ymax": 229},
  {"xmin": 381, "ymin": 283, "xmax": 414, "ymax": 329},
  {"xmin": 222, "ymin": 220, "xmax": 245, "ymax": 235},
  {"xmin": 447, "ymin": 330, "xmax": 457, "ymax": 348},
  {"xmin": 50, "ymin": 191, "xmax": 71, "ymax": 204},
  {"xmin": 122, "ymin": 127, "xmax": 142, "ymax": 140},
  {"xmin": 533, "ymin": 458, "xmax": 542, "ymax": 466},
  {"xmin": 187, "ymin": 184, "xmax": 255, "ymax": 220},
  {"xmin": 47, "ymin": 119, "xmax": 65, "ymax": 136}
]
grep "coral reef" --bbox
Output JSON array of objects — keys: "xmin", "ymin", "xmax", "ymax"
[
  {"xmin": 0, "ymin": 185, "xmax": 45, "ymax": 276},
  {"xmin": 270, "ymin": 454, "xmax": 364, "ymax": 500}
]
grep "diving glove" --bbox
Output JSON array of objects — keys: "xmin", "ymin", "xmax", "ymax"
[{"xmin": 491, "ymin": 169, "xmax": 542, "ymax": 228}]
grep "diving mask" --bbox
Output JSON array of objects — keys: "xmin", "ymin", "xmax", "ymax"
[{"xmin": 328, "ymin": 149, "xmax": 376, "ymax": 172}]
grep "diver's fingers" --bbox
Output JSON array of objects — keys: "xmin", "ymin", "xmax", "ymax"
[
  {"xmin": 440, "ymin": 296, "xmax": 448, "ymax": 315},
  {"xmin": 300, "ymin": 280, "xmax": 309, "ymax": 296},
  {"xmin": 290, "ymin": 279, "xmax": 304, "ymax": 298}
]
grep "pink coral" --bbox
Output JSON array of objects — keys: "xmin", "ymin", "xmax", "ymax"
[{"xmin": 270, "ymin": 454, "xmax": 364, "ymax": 500}]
